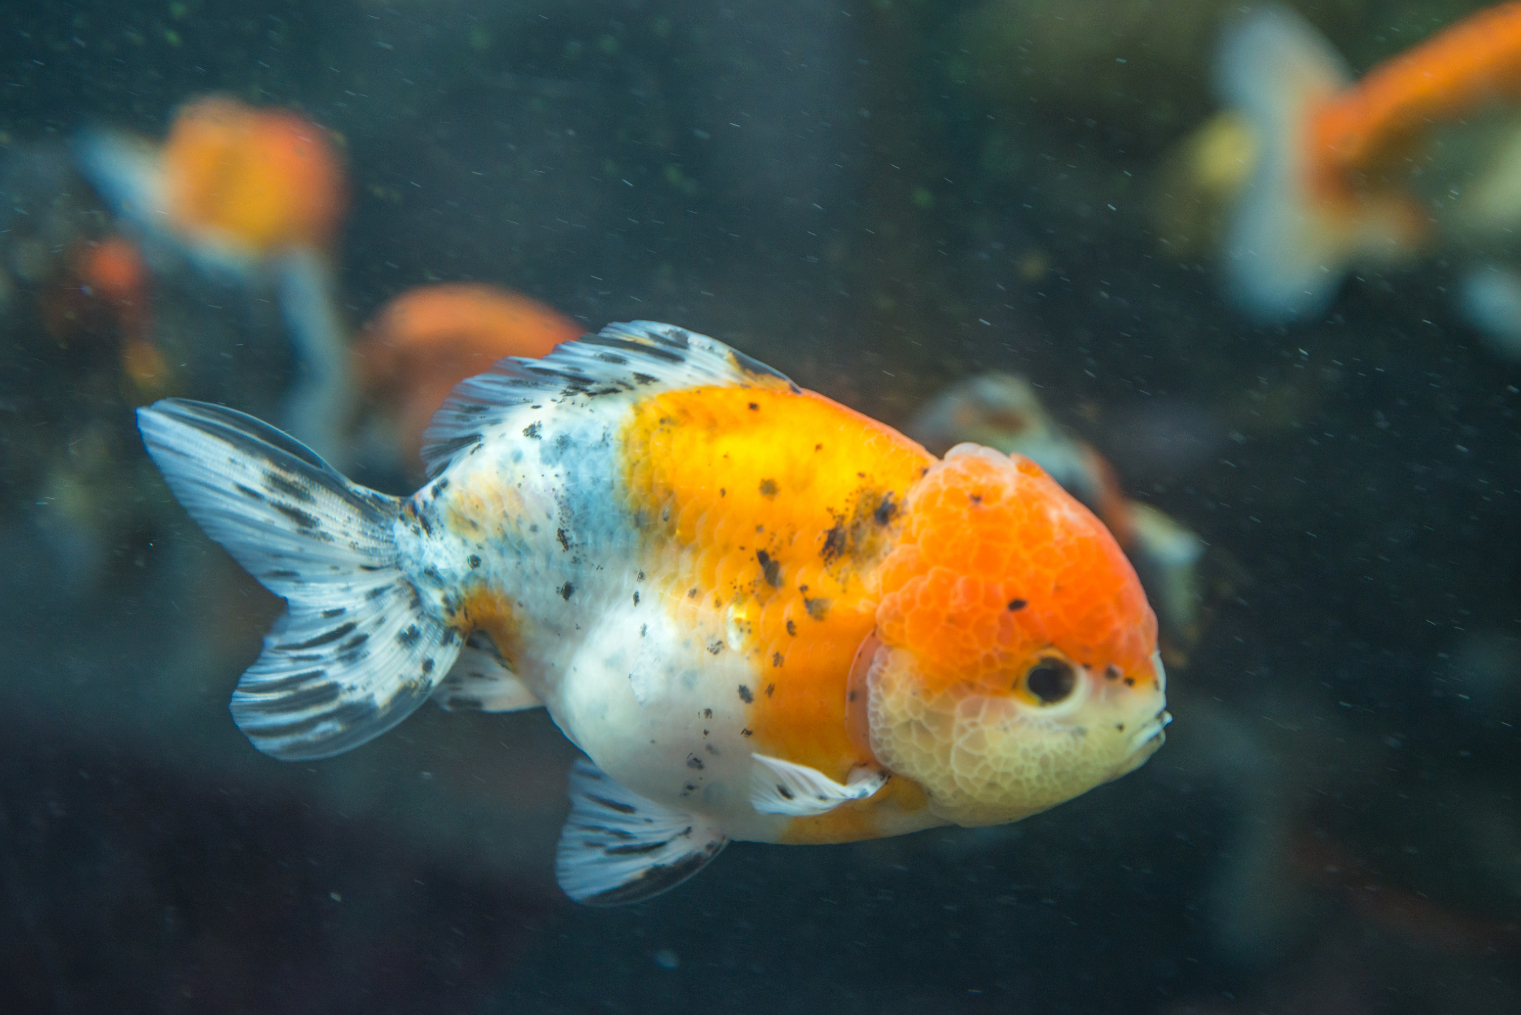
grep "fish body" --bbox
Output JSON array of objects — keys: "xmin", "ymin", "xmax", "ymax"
[{"xmin": 138, "ymin": 322, "xmax": 1168, "ymax": 904}]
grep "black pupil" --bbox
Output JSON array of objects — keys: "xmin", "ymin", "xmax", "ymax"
[{"xmin": 1026, "ymin": 660, "xmax": 1076, "ymax": 703}]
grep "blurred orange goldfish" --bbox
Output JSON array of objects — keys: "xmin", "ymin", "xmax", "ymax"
[
  {"xmin": 160, "ymin": 96, "xmax": 346, "ymax": 259},
  {"xmin": 354, "ymin": 283, "xmax": 582, "ymax": 471},
  {"xmin": 1217, "ymin": 4, "xmax": 1521, "ymax": 320},
  {"xmin": 138, "ymin": 322, "xmax": 1168, "ymax": 904},
  {"xmin": 75, "ymin": 96, "xmax": 354, "ymax": 463}
]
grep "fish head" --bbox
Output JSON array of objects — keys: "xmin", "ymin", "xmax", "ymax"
[{"xmin": 862, "ymin": 443, "xmax": 1168, "ymax": 827}]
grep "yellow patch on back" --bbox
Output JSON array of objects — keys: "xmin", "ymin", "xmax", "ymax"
[{"xmin": 621, "ymin": 384, "xmax": 932, "ymax": 786}]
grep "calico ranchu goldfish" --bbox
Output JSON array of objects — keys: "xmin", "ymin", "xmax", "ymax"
[{"xmin": 137, "ymin": 322, "xmax": 1169, "ymax": 905}]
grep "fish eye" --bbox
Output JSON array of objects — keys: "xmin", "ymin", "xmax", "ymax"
[{"xmin": 1024, "ymin": 658, "xmax": 1076, "ymax": 704}]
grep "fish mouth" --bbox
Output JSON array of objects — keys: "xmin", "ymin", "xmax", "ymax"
[
  {"xmin": 1110, "ymin": 708, "xmax": 1171, "ymax": 781},
  {"xmin": 1130, "ymin": 708, "xmax": 1172, "ymax": 756}
]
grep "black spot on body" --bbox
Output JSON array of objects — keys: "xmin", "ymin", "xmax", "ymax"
[
  {"xmin": 969, "ymin": 493, "xmax": 983, "ymax": 504},
  {"xmin": 765, "ymin": 683, "xmax": 775, "ymax": 697},
  {"xmin": 738, "ymin": 685, "xmax": 753, "ymax": 703},
  {"xmin": 772, "ymin": 651, "xmax": 783, "ymax": 668},
  {"xmin": 633, "ymin": 591, "xmax": 640, "ymax": 605},
  {"xmin": 707, "ymin": 639, "xmax": 724, "ymax": 655},
  {"xmin": 874, "ymin": 492, "xmax": 897, "ymax": 525},
  {"xmin": 686, "ymin": 755, "xmax": 704, "ymax": 770},
  {"xmin": 557, "ymin": 528, "xmax": 571, "ymax": 551},
  {"xmin": 804, "ymin": 597, "xmax": 831, "ymax": 621},
  {"xmin": 688, "ymin": 588, "xmax": 698, "ymax": 599},
  {"xmin": 703, "ymin": 708, "xmax": 713, "ymax": 719},
  {"xmin": 1106, "ymin": 665, "xmax": 1121, "ymax": 681},
  {"xmin": 397, "ymin": 625, "xmax": 422, "ymax": 647},
  {"xmin": 756, "ymin": 550, "xmax": 782, "ymax": 588},
  {"xmin": 421, "ymin": 658, "xmax": 435, "ymax": 674},
  {"xmin": 559, "ymin": 582, "xmax": 576, "ymax": 601},
  {"xmin": 820, "ymin": 519, "xmax": 847, "ymax": 563},
  {"xmin": 758, "ymin": 479, "xmax": 778, "ymax": 498},
  {"xmin": 1008, "ymin": 599, "xmax": 1028, "ymax": 611},
  {"xmin": 522, "ymin": 421, "xmax": 543, "ymax": 439},
  {"xmin": 786, "ymin": 620, "xmax": 797, "ymax": 636},
  {"xmin": 748, "ymin": 402, "xmax": 759, "ymax": 411},
  {"xmin": 741, "ymin": 728, "xmax": 753, "ymax": 737}
]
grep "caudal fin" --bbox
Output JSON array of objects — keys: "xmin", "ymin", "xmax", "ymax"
[
  {"xmin": 138, "ymin": 399, "xmax": 460, "ymax": 760},
  {"xmin": 1216, "ymin": 6, "xmax": 1354, "ymax": 321}
]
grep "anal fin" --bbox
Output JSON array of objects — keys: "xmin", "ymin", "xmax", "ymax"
[
  {"xmin": 433, "ymin": 632, "xmax": 542, "ymax": 713},
  {"xmin": 749, "ymin": 753, "xmax": 889, "ymax": 817},
  {"xmin": 556, "ymin": 760, "xmax": 727, "ymax": 906}
]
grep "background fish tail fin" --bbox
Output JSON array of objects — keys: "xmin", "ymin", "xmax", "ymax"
[
  {"xmin": 1215, "ymin": 5, "xmax": 1359, "ymax": 321},
  {"xmin": 137, "ymin": 399, "xmax": 460, "ymax": 760}
]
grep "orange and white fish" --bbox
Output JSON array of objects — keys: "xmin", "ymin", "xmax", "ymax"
[
  {"xmin": 77, "ymin": 95, "xmax": 354, "ymax": 463},
  {"xmin": 137, "ymin": 322, "xmax": 1169, "ymax": 905},
  {"xmin": 1217, "ymin": 3, "xmax": 1521, "ymax": 320}
]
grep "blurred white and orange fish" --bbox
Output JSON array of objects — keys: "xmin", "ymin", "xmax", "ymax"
[
  {"xmin": 78, "ymin": 95, "xmax": 354, "ymax": 462},
  {"xmin": 1217, "ymin": 3, "xmax": 1521, "ymax": 320},
  {"xmin": 138, "ymin": 322, "xmax": 1169, "ymax": 904}
]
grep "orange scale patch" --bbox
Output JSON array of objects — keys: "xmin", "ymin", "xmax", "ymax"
[
  {"xmin": 621, "ymin": 382, "xmax": 930, "ymax": 776},
  {"xmin": 453, "ymin": 585, "xmax": 523, "ymax": 670},
  {"xmin": 878, "ymin": 450, "xmax": 1156, "ymax": 694}
]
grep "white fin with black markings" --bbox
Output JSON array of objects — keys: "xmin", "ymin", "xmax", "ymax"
[
  {"xmin": 137, "ymin": 399, "xmax": 461, "ymax": 760},
  {"xmin": 556, "ymin": 759, "xmax": 728, "ymax": 906},
  {"xmin": 420, "ymin": 320, "xmax": 799, "ymax": 477},
  {"xmin": 748, "ymin": 753, "xmax": 889, "ymax": 817},
  {"xmin": 433, "ymin": 632, "xmax": 542, "ymax": 713}
]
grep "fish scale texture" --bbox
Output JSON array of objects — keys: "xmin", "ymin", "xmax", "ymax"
[
  {"xmin": 877, "ymin": 446, "xmax": 1155, "ymax": 695},
  {"xmin": 621, "ymin": 383, "xmax": 930, "ymax": 775}
]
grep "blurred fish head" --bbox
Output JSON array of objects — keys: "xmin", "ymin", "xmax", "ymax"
[{"xmin": 860, "ymin": 443, "xmax": 1168, "ymax": 827}]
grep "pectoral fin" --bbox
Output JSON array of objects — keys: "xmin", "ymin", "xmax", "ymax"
[
  {"xmin": 555, "ymin": 760, "xmax": 728, "ymax": 906},
  {"xmin": 748, "ymin": 753, "xmax": 889, "ymax": 817}
]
